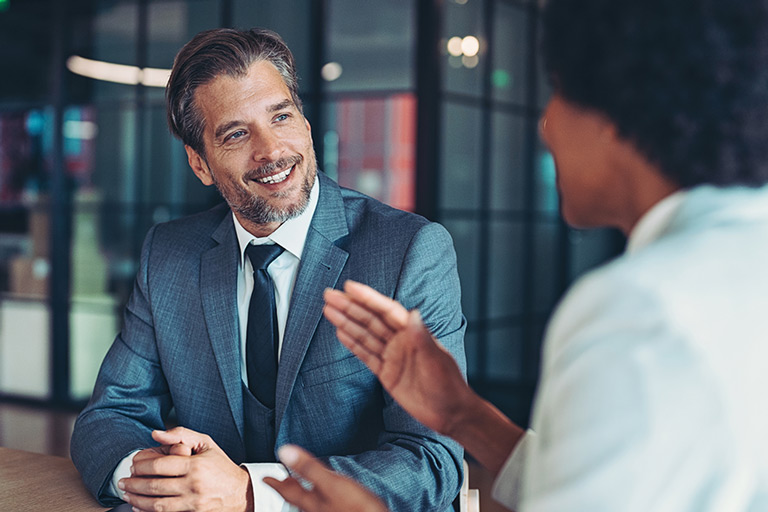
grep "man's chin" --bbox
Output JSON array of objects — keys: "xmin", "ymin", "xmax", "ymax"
[
  {"xmin": 228, "ymin": 167, "xmax": 314, "ymax": 226},
  {"xmin": 236, "ymin": 198, "xmax": 308, "ymax": 226}
]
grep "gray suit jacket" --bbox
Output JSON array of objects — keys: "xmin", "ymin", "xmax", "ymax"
[{"xmin": 71, "ymin": 172, "xmax": 466, "ymax": 511}]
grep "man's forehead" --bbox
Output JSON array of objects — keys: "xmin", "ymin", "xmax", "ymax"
[
  {"xmin": 206, "ymin": 95, "xmax": 296, "ymax": 123},
  {"xmin": 196, "ymin": 70, "xmax": 295, "ymax": 122}
]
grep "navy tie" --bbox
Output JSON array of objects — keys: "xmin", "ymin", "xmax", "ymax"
[{"xmin": 245, "ymin": 243, "xmax": 284, "ymax": 408}]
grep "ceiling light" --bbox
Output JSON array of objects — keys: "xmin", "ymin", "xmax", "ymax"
[
  {"xmin": 321, "ymin": 62, "xmax": 343, "ymax": 82},
  {"xmin": 66, "ymin": 55, "xmax": 170, "ymax": 87},
  {"xmin": 461, "ymin": 36, "xmax": 480, "ymax": 57},
  {"xmin": 447, "ymin": 37, "xmax": 463, "ymax": 57}
]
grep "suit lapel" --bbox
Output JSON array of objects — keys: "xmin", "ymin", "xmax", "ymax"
[
  {"xmin": 275, "ymin": 173, "xmax": 349, "ymax": 431},
  {"xmin": 200, "ymin": 213, "xmax": 246, "ymax": 443}
]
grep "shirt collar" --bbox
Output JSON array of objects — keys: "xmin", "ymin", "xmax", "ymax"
[
  {"xmin": 626, "ymin": 189, "xmax": 687, "ymax": 254},
  {"xmin": 233, "ymin": 174, "xmax": 319, "ymax": 267}
]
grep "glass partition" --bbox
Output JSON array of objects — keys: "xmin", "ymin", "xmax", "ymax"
[{"xmin": 0, "ymin": 0, "xmax": 621, "ymax": 423}]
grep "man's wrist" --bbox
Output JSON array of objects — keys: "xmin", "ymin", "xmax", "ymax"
[
  {"xmin": 240, "ymin": 466, "xmax": 254, "ymax": 512},
  {"xmin": 108, "ymin": 450, "xmax": 141, "ymax": 499},
  {"xmin": 240, "ymin": 462, "xmax": 290, "ymax": 512}
]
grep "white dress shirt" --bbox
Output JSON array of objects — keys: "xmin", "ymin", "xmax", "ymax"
[
  {"xmin": 110, "ymin": 177, "xmax": 319, "ymax": 512},
  {"xmin": 493, "ymin": 186, "xmax": 768, "ymax": 511},
  {"xmin": 234, "ymin": 177, "xmax": 318, "ymax": 512}
]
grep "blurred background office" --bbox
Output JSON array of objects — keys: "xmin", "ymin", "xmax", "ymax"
[{"xmin": 0, "ymin": 0, "xmax": 622, "ymax": 450}]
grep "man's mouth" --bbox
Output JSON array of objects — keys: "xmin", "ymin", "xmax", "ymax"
[{"xmin": 254, "ymin": 164, "xmax": 294, "ymax": 185}]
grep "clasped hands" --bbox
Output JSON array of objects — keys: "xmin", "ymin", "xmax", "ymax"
[{"xmin": 119, "ymin": 427, "xmax": 253, "ymax": 512}]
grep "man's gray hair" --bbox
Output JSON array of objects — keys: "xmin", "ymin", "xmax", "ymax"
[{"xmin": 166, "ymin": 27, "xmax": 302, "ymax": 158}]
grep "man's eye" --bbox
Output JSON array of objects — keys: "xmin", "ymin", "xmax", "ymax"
[
  {"xmin": 275, "ymin": 114, "xmax": 289, "ymax": 122},
  {"xmin": 226, "ymin": 130, "xmax": 246, "ymax": 141}
]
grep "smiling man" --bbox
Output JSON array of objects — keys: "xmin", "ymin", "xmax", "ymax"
[{"xmin": 70, "ymin": 28, "xmax": 466, "ymax": 512}]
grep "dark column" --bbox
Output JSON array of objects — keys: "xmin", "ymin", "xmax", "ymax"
[
  {"xmin": 49, "ymin": 0, "xmax": 71, "ymax": 405},
  {"xmin": 415, "ymin": 0, "xmax": 443, "ymax": 221}
]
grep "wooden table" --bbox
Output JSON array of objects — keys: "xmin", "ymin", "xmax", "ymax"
[{"xmin": 0, "ymin": 446, "xmax": 109, "ymax": 511}]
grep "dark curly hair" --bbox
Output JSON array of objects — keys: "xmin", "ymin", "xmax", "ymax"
[
  {"xmin": 166, "ymin": 28, "xmax": 302, "ymax": 159},
  {"xmin": 542, "ymin": 0, "xmax": 768, "ymax": 187}
]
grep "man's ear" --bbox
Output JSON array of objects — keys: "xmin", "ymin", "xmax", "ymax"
[
  {"xmin": 304, "ymin": 118, "xmax": 313, "ymax": 143},
  {"xmin": 185, "ymin": 145, "xmax": 214, "ymax": 186}
]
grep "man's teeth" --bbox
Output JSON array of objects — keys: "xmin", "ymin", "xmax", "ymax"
[{"xmin": 256, "ymin": 165, "xmax": 293, "ymax": 184}]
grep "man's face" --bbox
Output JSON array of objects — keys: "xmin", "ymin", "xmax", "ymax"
[{"xmin": 186, "ymin": 59, "xmax": 317, "ymax": 237}]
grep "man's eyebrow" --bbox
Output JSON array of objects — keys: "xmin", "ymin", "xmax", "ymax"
[
  {"xmin": 268, "ymin": 99, "xmax": 294, "ymax": 113},
  {"xmin": 212, "ymin": 100, "xmax": 295, "ymax": 140},
  {"xmin": 214, "ymin": 120, "xmax": 243, "ymax": 141}
]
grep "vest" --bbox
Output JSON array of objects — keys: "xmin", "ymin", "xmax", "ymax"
[{"xmin": 242, "ymin": 381, "xmax": 277, "ymax": 462}]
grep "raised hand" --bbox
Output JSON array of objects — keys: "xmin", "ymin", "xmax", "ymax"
[
  {"xmin": 264, "ymin": 444, "xmax": 388, "ymax": 512},
  {"xmin": 323, "ymin": 280, "xmax": 474, "ymax": 437},
  {"xmin": 119, "ymin": 426, "xmax": 253, "ymax": 512}
]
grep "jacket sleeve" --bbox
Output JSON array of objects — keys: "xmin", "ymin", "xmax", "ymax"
[
  {"xmin": 320, "ymin": 221, "xmax": 467, "ymax": 512},
  {"xmin": 70, "ymin": 225, "xmax": 172, "ymax": 506}
]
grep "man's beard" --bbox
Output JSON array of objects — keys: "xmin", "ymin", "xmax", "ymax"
[{"xmin": 211, "ymin": 151, "xmax": 317, "ymax": 226}]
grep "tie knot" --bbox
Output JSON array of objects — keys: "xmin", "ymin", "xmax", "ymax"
[{"xmin": 245, "ymin": 243, "xmax": 284, "ymax": 271}]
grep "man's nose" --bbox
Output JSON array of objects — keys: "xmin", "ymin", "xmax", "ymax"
[{"xmin": 251, "ymin": 128, "xmax": 284, "ymax": 163}]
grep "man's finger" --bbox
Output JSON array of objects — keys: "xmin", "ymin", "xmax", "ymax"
[
  {"xmin": 152, "ymin": 426, "xmax": 211, "ymax": 453},
  {"xmin": 120, "ymin": 475, "xmax": 185, "ymax": 497},
  {"xmin": 123, "ymin": 491, "xmax": 186, "ymax": 512},
  {"xmin": 132, "ymin": 448, "xmax": 166, "ymax": 462},
  {"xmin": 168, "ymin": 443, "xmax": 193, "ymax": 456},
  {"xmin": 130, "ymin": 454, "xmax": 191, "ymax": 477}
]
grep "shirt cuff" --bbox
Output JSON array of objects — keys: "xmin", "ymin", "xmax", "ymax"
[
  {"xmin": 491, "ymin": 429, "xmax": 536, "ymax": 509},
  {"xmin": 108, "ymin": 450, "xmax": 140, "ymax": 500},
  {"xmin": 242, "ymin": 462, "xmax": 298, "ymax": 512}
]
